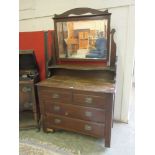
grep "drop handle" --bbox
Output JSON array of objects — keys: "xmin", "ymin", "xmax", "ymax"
[
  {"xmin": 53, "ymin": 105, "xmax": 60, "ymax": 111},
  {"xmin": 24, "ymin": 102, "xmax": 33, "ymax": 108},
  {"xmin": 65, "ymin": 112, "xmax": 69, "ymax": 116},
  {"xmin": 22, "ymin": 87, "xmax": 31, "ymax": 92},
  {"xmin": 84, "ymin": 124, "xmax": 92, "ymax": 131},
  {"xmin": 52, "ymin": 93, "xmax": 59, "ymax": 99},
  {"xmin": 85, "ymin": 97, "xmax": 92, "ymax": 104},
  {"xmin": 85, "ymin": 111, "xmax": 92, "ymax": 117},
  {"xmin": 54, "ymin": 118, "xmax": 61, "ymax": 124}
]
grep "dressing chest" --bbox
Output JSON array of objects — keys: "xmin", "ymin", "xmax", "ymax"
[{"xmin": 37, "ymin": 8, "xmax": 116, "ymax": 147}]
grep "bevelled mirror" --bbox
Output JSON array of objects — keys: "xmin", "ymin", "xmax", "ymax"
[{"xmin": 53, "ymin": 8, "xmax": 111, "ymax": 62}]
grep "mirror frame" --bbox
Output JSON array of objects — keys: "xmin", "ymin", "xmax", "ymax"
[{"xmin": 53, "ymin": 8, "xmax": 111, "ymax": 63}]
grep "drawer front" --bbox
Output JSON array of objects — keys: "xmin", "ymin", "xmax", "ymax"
[
  {"xmin": 39, "ymin": 87, "xmax": 72, "ymax": 103},
  {"xmin": 45, "ymin": 114, "xmax": 105, "ymax": 137},
  {"xmin": 19, "ymin": 84, "xmax": 33, "ymax": 111},
  {"xmin": 73, "ymin": 93, "xmax": 109, "ymax": 109},
  {"xmin": 45, "ymin": 103, "xmax": 105, "ymax": 123}
]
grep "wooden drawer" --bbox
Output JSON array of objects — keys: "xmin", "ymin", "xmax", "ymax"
[
  {"xmin": 45, "ymin": 102, "xmax": 105, "ymax": 123},
  {"xmin": 45, "ymin": 114, "xmax": 105, "ymax": 138},
  {"xmin": 19, "ymin": 84, "xmax": 34, "ymax": 111},
  {"xmin": 73, "ymin": 93, "xmax": 109, "ymax": 109},
  {"xmin": 39, "ymin": 87, "xmax": 72, "ymax": 103}
]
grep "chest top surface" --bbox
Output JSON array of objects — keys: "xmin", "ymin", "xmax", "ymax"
[{"xmin": 37, "ymin": 75, "xmax": 115, "ymax": 93}]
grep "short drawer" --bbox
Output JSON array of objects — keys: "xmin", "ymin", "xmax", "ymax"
[
  {"xmin": 73, "ymin": 93, "xmax": 109, "ymax": 109},
  {"xmin": 45, "ymin": 114, "xmax": 105, "ymax": 138},
  {"xmin": 38, "ymin": 87, "xmax": 72, "ymax": 103},
  {"xmin": 45, "ymin": 103, "xmax": 105, "ymax": 123}
]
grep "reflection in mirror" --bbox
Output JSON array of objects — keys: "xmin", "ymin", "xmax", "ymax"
[{"xmin": 57, "ymin": 20, "xmax": 108, "ymax": 59}]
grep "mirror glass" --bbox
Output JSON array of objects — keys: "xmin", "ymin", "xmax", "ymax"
[{"xmin": 56, "ymin": 19, "xmax": 108, "ymax": 59}]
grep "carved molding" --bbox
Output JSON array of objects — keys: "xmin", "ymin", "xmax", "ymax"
[
  {"xmin": 110, "ymin": 29, "xmax": 116, "ymax": 67},
  {"xmin": 54, "ymin": 8, "xmax": 111, "ymax": 19}
]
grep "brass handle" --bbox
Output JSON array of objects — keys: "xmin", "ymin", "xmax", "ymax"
[
  {"xmin": 52, "ymin": 93, "xmax": 59, "ymax": 99},
  {"xmin": 53, "ymin": 105, "xmax": 60, "ymax": 111},
  {"xmin": 54, "ymin": 118, "xmax": 61, "ymax": 124},
  {"xmin": 23, "ymin": 102, "xmax": 32, "ymax": 108},
  {"xmin": 65, "ymin": 112, "xmax": 68, "ymax": 116},
  {"xmin": 22, "ymin": 87, "xmax": 31, "ymax": 92},
  {"xmin": 84, "ymin": 124, "xmax": 92, "ymax": 131},
  {"xmin": 85, "ymin": 97, "xmax": 92, "ymax": 104},
  {"xmin": 85, "ymin": 111, "xmax": 92, "ymax": 117}
]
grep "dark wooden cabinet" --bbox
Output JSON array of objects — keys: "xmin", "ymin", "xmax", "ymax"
[
  {"xmin": 19, "ymin": 50, "xmax": 40, "ymax": 129},
  {"xmin": 37, "ymin": 8, "xmax": 116, "ymax": 147}
]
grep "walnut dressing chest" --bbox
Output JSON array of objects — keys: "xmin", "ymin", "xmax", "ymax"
[
  {"xmin": 37, "ymin": 67, "xmax": 115, "ymax": 147},
  {"xmin": 37, "ymin": 8, "xmax": 116, "ymax": 147}
]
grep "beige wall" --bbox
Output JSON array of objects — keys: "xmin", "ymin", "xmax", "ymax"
[
  {"xmin": 19, "ymin": 0, "xmax": 135, "ymax": 122},
  {"xmin": 19, "ymin": 0, "xmax": 134, "ymax": 31}
]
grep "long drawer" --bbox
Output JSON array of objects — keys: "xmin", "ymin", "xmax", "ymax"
[
  {"xmin": 38, "ymin": 87, "xmax": 72, "ymax": 103},
  {"xmin": 73, "ymin": 93, "xmax": 109, "ymax": 109},
  {"xmin": 45, "ymin": 114, "xmax": 105, "ymax": 138},
  {"xmin": 44, "ymin": 102, "xmax": 105, "ymax": 123}
]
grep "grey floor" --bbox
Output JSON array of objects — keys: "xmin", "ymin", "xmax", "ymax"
[
  {"xmin": 105, "ymin": 86, "xmax": 135, "ymax": 155},
  {"xmin": 20, "ymin": 86, "xmax": 135, "ymax": 155}
]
